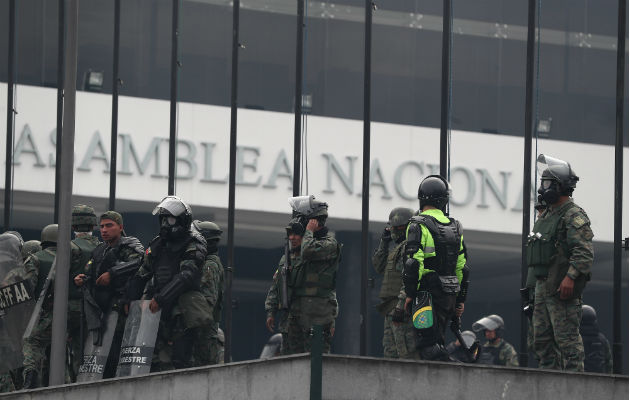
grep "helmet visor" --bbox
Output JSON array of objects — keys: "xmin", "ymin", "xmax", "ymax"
[
  {"xmin": 537, "ymin": 154, "xmax": 571, "ymax": 181},
  {"xmin": 152, "ymin": 196, "xmax": 188, "ymax": 217},
  {"xmin": 472, "ymin": 316, "xmax": 500, "ymax": 332},
  {"xmin": 288, "ymin": 195, "xmax": 315, "ymax": 216}
]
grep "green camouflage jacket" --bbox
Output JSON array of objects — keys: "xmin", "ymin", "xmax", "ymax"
[{"xmin": 481, "ymin": 338, "xmax": 519, "ymax": 367}]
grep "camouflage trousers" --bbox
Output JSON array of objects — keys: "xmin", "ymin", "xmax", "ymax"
[
  {"xmin": 382, "ymin": 312, "xmax": 419, "ymax": 359},
  {"xmin": 0, "ymin": 372, "xmax": 14, "ymax": 393},
  {"xmin": 22, "ymin": 300, "xmax": 83, "ymax": 385},
  {"xmin": 192, "ymin": 323, "xmax": 224, "ymax": 366},
  {"xmin": 533, "ymin": 285, "xmax": 584, "ymax": 372},
  {"xmin": 152, "ymin": 318, "xmax": 201, "ymax": 372},
  {"xmin": 287, "ymin": 315, "xmax": 334, "ymax": 354}
]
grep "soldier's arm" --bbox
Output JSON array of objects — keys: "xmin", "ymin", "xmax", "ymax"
[
  {"xmin": 565, "ymin": 211, "xmax": 594, "ymax": 279},
  {"xmin": 154, "ymin": 241, "xmax": 206, "ymax": 307},
  {"xmin": 265, "ymin": 269, "xmax": 281, "ymax": 317},
  {"xmin": 201, "ymin": 260, "xmax": 221, "ymax": 307},
  {"xmin": 603, "ymin": 335, "xmax": 613, "ymax": 374},
  {"xmin": 109, "ymin": 244, "xmax": 145, "ymax": 280},
  {"xmin": 371, "ymin": 238, "xmax": 389, "ymax": 275},
  {"xmin": 301, "ymin": 230, "xmax": 338, "ymax": 261},
  {"xmin": 503, "ymin": 344, "xmax": 520, "ymax": 367},
  {"xmin": 126, "ymin": 251, "xmax": 153, "ymax": 301},
  {"xmin": 455, "ymin": 236, "xmax": 467, "ymax": 283},
  {"xmin": 402, "ymin": 223, "xmax": 425, "ymax": 298}
]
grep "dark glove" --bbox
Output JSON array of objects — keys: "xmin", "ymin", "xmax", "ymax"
[
  {"xmin": 381, "ymin": 227, "xmax": 392, "ymax": 242},
  {"xmin": 391, "ymin": 307, "xmax": 406, "ymax": 323}
]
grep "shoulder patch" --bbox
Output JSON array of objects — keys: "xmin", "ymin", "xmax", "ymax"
[{"xmin": 571, "ymin": 214, "xmax": 588, "ymax": 229}]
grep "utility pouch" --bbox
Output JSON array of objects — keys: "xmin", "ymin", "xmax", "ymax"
[
  {"xmin": 412, "ymin": 291, "xmax": 433, "ymax": 330},
  {"xmin": 439, "ymin": 275, "xmax": 460, "ymax": 294}
]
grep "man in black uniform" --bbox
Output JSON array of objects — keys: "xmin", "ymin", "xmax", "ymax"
[
  {"xmin": 402, "ymin": 175, "xmax": 469, "ymax": 361},
  {"xmin": 580, "ymin": 305, "xmax": 612, "ymax": 373},
  {"xmin": 126, "ymin": 196, "xmax": 210, "ymax": 371}
]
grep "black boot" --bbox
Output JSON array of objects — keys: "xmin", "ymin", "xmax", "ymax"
[{"xmin": 22, "ymin": 369, "xmax": 38, "ymax": 389}]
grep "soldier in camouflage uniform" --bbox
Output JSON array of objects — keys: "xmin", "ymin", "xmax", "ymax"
[
  {"xmin": 372, "ymin": 207, "xmax": 418, "ymax": 359},
  {"xmin": 286, "ymin": 197, "xmax": 341, "ymax": 354},
  {"xmin": 473, "ymin": 315, "xmax": 519, "ymax": 367},
  {"xmin": 126, "ymin": 196, "xmax": 210, "ymax": 371},
  {"xmin": 528, "ymin": 155, "xmax": 594, "ymax": 372},
  {"xmin": 191, "ymin": 220, "xmax": 224, "ymax": 366},
  {"xmin": 265, "ymin": 220, "xmax": 303, "ymax": 355},
  {"xmin": 66, "ymin": 205, "xmax": 101, "ymax": 381},
  {"xmin": 22, "ymin": 224, "xmax": 58, "ymax": 388},
  {"xmin": 74, "ymin": 211, "xmax": 144, "ymax": 378}
]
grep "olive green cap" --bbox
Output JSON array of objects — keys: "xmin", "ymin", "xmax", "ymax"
[{"xmin": 100, "ymin": 211, "xmax": 123, "ymax": 226}]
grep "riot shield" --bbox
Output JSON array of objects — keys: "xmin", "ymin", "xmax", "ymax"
[
  {"xmin": 115, "ymin": 300, "xmax": 161, "ymax": 377},
  {"xmin": 0, "ymin": 233, "xmax": 35, "ymax": 373},
  {"xmin": 77, "ymin": 310, "xmax": 119, "ymax": 382}
]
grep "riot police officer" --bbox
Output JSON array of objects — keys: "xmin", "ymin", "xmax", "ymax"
[
  {"xmin": 373, "ymin": 207, "xmax": 418, "ymax": 359},
  {"xmin": 286, "ymin": 196, "xmax": 341, "ymax": 353},
  {"xmin": 402, "ymin": 175, "xmax": 469, "ymax": 361},
  {"xmin": 529, "ymin": 154, "xmax": 593, "ymax": 372},
  {"xmin": 126, "ymin": 196, "xmax": 210, "ymax": 371},
  {"xmin": 473, "ymin": 314, "xmax": 519, "ymax": 367},
  {"xmin": 580, "ymin": 305, "xmax": 612, "ymax": 373}
]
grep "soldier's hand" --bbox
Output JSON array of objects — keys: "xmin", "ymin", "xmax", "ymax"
[
  {"xmin": 306, "ymin": 219, "xmax": 319, "ymax": 232},
  {"xmin": 96, "ymin": 271, "xmax": 111, "ymax": 286},
  {"xmin": 266, "ymin": 316, "xmax": 275, "ymax": 333},
  {"xmin": 404, "ymin": 297, "xmax": 413, "ymax": 314},
  {"xmin": 558, "ymin": 276, "xmax": 574, "ymax": 300},
  {"xmin": 382, "ymin": 226, "xmax": 392, "ymax": 241},
  {"xmin": 74, "ymin": 274, "xmax": 87, "ymax": 287},
  {"xmin": 149, "ymin": 298, "xmax": 161, "ymax": 313},
  {"xmin": 455, "ymin": 303, "xmax": 464, "ymax": 318}
]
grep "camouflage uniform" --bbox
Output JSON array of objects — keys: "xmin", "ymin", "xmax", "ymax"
[
  {"xmin": 127, "ymin": 231, "xmax": 209, "ymax": 371},
  {"xmin": 372, "ymin": 237, "xmax": 418, "ymax": 359},
  {"xmin": 0, "ymin": 373, "xmax": 14, "ymax": 393},
  {"xmin": 479, "ymin": 339, "xmax": 519, "ymax": 367},
  {"xmin": 287, "ymin": 228, "xmax": 341, "ymax": 354},
  {"xmin": 67, "ymin": 234, "xmax": 100, "ymax": 380},
  {"xmin": 193, "ymin": 251, "xmax": 224, "ymax": 366},
  {"xmin": 264, "ymin": 252, "xmax": 297, "ymax": 355},
  {"xmin": 529, "ymin": 199, "xmax": 594, "ymax": 372},
  {"xmin": 21, "ymin": 246, "xmax": 56, "ymax": 385},
  {"xmin": 83, "ymin": 235, "xmax": 144, "ymax": 378}
]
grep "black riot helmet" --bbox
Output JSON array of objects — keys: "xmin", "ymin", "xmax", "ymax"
[
  {"xmin": 193, "ymin": 220, "xmax": 222, "ymax": 242},
  {"xmin": 288, "ymin": 195, "xmax": 329, "ymax": 228},
  {"xmin": 581, "ymin": 304, "xmax": 598, "ymax": 326},
  {"xmin": 152, "ymin": 195, "xmax": 193, "ymax": 239},
  {"xmin": 418, "ymin": 175, "xmax": 451, "ymax": 211},
  {"xmin": 537, "ymin": 154, "xmax": 579, "ymax": 205}
]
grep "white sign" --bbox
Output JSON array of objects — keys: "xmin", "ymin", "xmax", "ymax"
[{"xmin": 0, "ymin": 83, "xmax": 626, "ymax": 242}]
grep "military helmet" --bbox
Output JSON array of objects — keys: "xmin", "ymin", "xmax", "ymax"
[
  {"xmin": 460, "ymin": 330, "xmax": 477, "ymax": 348},
  {"xmin": 418, "ymin": 175, "xmax": 451, "ymax": 210},
  {"xmin": 152, "ymin": 196, "xmax": 193, "ymax": 238},
  {"xmin": 388, "ymin": 207, "xmax": 414, "ymax": 227},
  {"xmin": 473, "ymin": 314, "xmax": 505, "ymax": 337},
  {"xmin": 288, "ymin": 195, "xmax": 328, "ymax": 219},
  {"xmin": 72, "ymin": 204, "xmax": 97, "ymax": 229},
  {"xmin": 581, "ymin": 304, "xmax": 598, "ymax": 325},
  {"xmin": 285, "ymin": 217, "xmax": 305, "ymax": 236},
  {"xmin": 537, "ymin": 154, "xmax": 579, "ymax": 195},
  {"xmin": 41, "ymin": 224, "xmax": 58, "ymax": 245},
  {"xmin": 309, "ymin": 199, "xmax": 328, "ymax": 219},
  {"xmin": 194, "ymin": 220, "xmax": 223, "ymax": 241},
  {"xmin": 4, "ymin": 231, "xmax": 24, "ymax": 247},
  {"xmin": 22, "ymin": 240, "xmax": 42, "ymax": 259}
]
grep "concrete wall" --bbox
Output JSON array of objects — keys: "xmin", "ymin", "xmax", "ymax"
[{"xmin": 1, "ymin": 355, "xmax": 627, "ymax": 400}]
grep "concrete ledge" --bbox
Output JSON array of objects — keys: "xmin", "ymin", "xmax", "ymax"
[{"xmin": 1, "ymin": 355, "xmax": 627, "ymax": 400}]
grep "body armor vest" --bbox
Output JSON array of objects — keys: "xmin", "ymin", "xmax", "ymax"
[
  {"xmin": 34, "ymin": 248, "xmax": 56, "ymax": 296},
  {"xmin": 582, "ymin": 331, "xmax": 607, "ymax": 373},
  {"xmin": 152, "ymin": 238, "xmax": 190, "ymax": 292},
  {"xmin": 379, "ymin": 240, "xmax": 406, "ymax": 299},
  {"xmin": 527, "ymin": 211, "xmax": 564, "ymax": 277},
  {"xmin": 478, "ymin": 341, "xmax": 505, "ymax": 366},
  {"xmin": 411, "ymin": 215, "xmax": 461, "ymax": 277}
]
